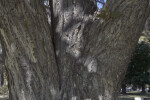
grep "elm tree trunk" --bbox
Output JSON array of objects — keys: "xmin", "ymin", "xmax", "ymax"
[
  {"xmin": 51, "ymin": 0, "xmax": 149, "ymax": 99},
  {"xmin": 0, "ymin": 0, "xmax": 59, "ymax": 100},
  {"xmin": 141, "ymin": 84, "xmax": 146, "ymax": 93},
  {"xmin": 121, "ymin": 84, "xmax": 126, "ymax": 94},
  {"xmin": 0, "ymin": 0, "xmax": 149, "ymax": 100}
]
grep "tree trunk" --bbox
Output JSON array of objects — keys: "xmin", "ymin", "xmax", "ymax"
[
  {"xmin": 121, "ymin": 84, "xmax": 126, "ymax": 94},
  {"xmin": 0, "ymin": 44, "xmax": 4, "ymax": 87},
  {"xmin": 141, "ymin": 84, "xmax": 146, "ymax": 93},
  {"xmin": 51, "ymin": 0, "xmax": 150, "ymax": 100},
  {"xmin": 148, "ymin": 87, "xmax": 150, "ymax": 93},
  {"xmin": 0, "ymin": 0, "xmax": 59, "ymax": 100},
  {"xmin": 0, "ymin": 0, "xmax": 149, "ymax": 100},
  {"xmin": 0, "ymin": 73, "xmax": 4, "ymax": 86}
]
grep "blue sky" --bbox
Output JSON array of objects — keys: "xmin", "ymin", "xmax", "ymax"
[
  {"xmin": 44, "ymin": 0, "xmax": 106, "ymax": 10},
  {"xmin": 97, "ymin": 0, "xmax": 106, "ymax": 9}
]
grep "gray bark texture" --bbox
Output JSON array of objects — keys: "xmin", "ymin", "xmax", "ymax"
[
  {"xmin": 51, "ymin": 0, "xmax": 150, "ymax": 100},
  {"xmin": 0, "ymin": 42, "xmax": 4, "ymax": 86},
  {"xmin": 143, "ymin": 16, "xmax": 150, "ymax": 41},
  {"xmin": 0, "ymin": 0, "xmax": 59, "ymax": 100},
  {"xmin": 0, "ymin": 0, "xmax": 149, "ymax": 100}
]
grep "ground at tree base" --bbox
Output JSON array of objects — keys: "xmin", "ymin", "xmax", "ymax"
[
  {"xmin": 0, "ymin": 86, "xmax": 8, "ymax": 100},
  {"xmin": 0, "ymin": 95, "xmax": 8, "ymax": 100},
  {"xmin": 119, "ymin": 91, "xmax": 150, "ymax": 100},
  {"xmin": 0, "ymin": 92, "xmax": 150, "ymax": 100}
]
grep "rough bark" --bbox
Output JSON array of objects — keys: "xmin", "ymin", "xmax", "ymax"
[
  {"xmin": 148, "ymin": 87, "xmax": 150, "ymax": 93},
  {"xmin": 143, "ymin": 16, "xmax": 150, "ymax": 42},
  {"xmin": 51, "ymin": 0, "xmax": 150, "ymax": 100},
  {"xmin": 0, "ymin": 73, "xmax": 4, "ymax": 86},
  {"xmin": 141, "ymin": 84, "xmax": 146, "ymax": 93},
  {"xmin": 121, "ymin": 84, "xmax": 126, "ymax": 94},
  {"xmin": 0, "ymin": 0, "xmax": 59, "ymax": 100},
  {"xmin": 0, "ymin": 46, "xmax": 4, "ymax": 86},
  {"xmin": 0, "ymin": 0, "xmax": 149, "ymax": 100}
]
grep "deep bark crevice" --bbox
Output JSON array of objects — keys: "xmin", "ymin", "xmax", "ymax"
[
  {"xmin": 51, "ymin": 0, "xmax": 150, "ymax": 99},
  {"xmin": 0, "ymin": 0, "xmax": 149, "ymax": 100},
  {"xmin": 0, "ymin": 0, "xmax": 59, "ymax": 100},
  {"xmin": 49, "ymin": 0, "xmax": 62, "ymax": 91}
]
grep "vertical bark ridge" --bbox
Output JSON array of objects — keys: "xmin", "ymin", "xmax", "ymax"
[
  {"xmin": 51, "ymin": 0, "xmax": 98, "ymax": 99},
  {"xmin": 51, "ymin": 0, "xmax": 150, "ymax": 100},
  {"xmin": 0, "ymin": 0, "xmax": 59, "ymax": 100},
  {"xmin": 87, "ymin": 1, "xmax": 150, "ymax": 99}
]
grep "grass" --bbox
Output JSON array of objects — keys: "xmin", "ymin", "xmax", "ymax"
[
  {"xmin": 0, "ymin": 73, "xmax": 8, "ymax": 100},
  {"xmin": 0, "ymin": 90, "xmax": 150, "ymax": 100},
  {"xmin": 118, "ymin": 91, "xmax": 150, "ymax": 100},
  {"xmin": 0, "ymin": 95, "xmax": 8, "ymax": 100}
]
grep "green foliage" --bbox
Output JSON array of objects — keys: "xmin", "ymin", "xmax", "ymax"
[
  {"xmin": 97, "ymin": 10, "xmax": 122, "ymax": 19},
  {"xmin": 123, "ymin": 42, "xmax": 150, "ymax": 86},
  {"xmin": 96, "ymin": 8, "xmax": 108, "ymax": 19},
  {"xmin": 110, "ymin": 11, "xmax": 122, "ymax": 18},
  {"xmin": 24, "ymin": 18, "xmax": 29, "ymax": 30}
]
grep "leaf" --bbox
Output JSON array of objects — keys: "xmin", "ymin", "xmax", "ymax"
[
  {"xmin": 110, "ymin": 11, "xmax": 122, "ymax": 18},
  {"xmin": 96, "ymin": 11, "xmax": 108, "ymax": 19}
]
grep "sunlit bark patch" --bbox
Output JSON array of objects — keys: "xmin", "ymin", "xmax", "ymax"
[
  {"xmin": 19, "ymin": 89, "xmax": 26, "ymax": 100},
  {"xmin": 71, "ymin": 96, "xmax": 77, "ymax": 100},
  {"xmin": 21, "ymin": 58, "xmax": 32, "ymax": 94},
  {"xmin": 0, "ymin": 44, "xmax": 2, "ymax": 54},
  {"xmin": 27, "ymin": 0, "xmax": 30, "ymax": 3},
  {"xmin": 56, "ymin": 50, "xmax": 59, "ymax": 56},
  {"xmin": 98, "ymin": 95, "xmax": 102, "ymax": 100},
  {"xmin": 26, "ymin": 66, "xmax": 32, "ymax": 91},
  {"xmin": 84, "ymin": 98, "xmax": 91, "ymax": 100},
  {"xmin": 104, "ymin": 90, "xmax": 112, "ymax": 100},
  {"xmin": 50, "ymin": 86, "xmax": 57, "ymax": 96},
  {"xmin": 84, "ymin": 56, "xmax": 97, "ymax": 72},
  {"xmin": 10, "ymin": 43, "xmax": 16, "ymax": 53}
]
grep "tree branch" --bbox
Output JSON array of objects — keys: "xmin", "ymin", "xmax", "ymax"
[{"xmin": 96, "ymin": 0, "xmax": 105, "ymax": 5}]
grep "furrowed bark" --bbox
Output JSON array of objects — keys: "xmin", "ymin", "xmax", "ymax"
[
  {"xmin": 51, "ymin": 0, "xmax": 150, "ymax": 100},
  {"xmin": 0, "ymin": 0, "xmax": 149, "ymax": 100},
  {"xmin": 0, "ymin": 44, "xmax": 4, "ymax": 86},
  {"xmin": 0, "ymin": 0, "xmax": 59, "ymax": 100}
]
